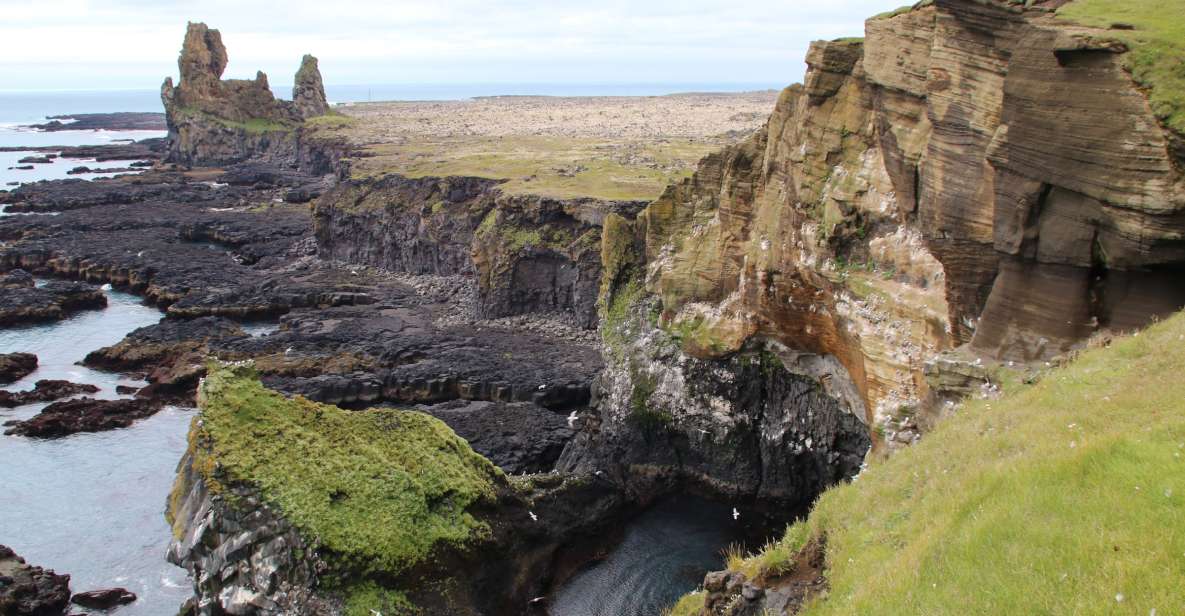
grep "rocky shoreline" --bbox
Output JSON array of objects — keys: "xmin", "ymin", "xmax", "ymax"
[{"xmin": 5, "ymin": 1, "xmax": 1184, "ymax": 613}]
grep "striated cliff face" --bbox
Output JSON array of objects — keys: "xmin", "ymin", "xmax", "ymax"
[
  {"xmin": 573, "ymin": 0, "xmax": 1185, "ymax": 512},
  {"xmin": 314, "ymin": 174, "xmax": 646, "ymax": 328},
  {"xmin": 161, "ymin": 23, "xmax": 332, "ymax": 166}
]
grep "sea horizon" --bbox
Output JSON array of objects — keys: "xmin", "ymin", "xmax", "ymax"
[{"xmin": 0, "ymin": 81, "xmax": 786, "ymax": 126}]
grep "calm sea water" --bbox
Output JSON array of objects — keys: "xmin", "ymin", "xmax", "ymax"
[{"xmin": 0, "ymin": 289, "xmax": 195, "ymax": 616}]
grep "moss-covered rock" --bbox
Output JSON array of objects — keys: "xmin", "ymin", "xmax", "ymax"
[
  {"xmin": 188, "ymin": 362, "xmax": 502, "ymax": 576},
  {"xmin": 168, "ymin": 362, "xmax": 511, "ymax": 615}
]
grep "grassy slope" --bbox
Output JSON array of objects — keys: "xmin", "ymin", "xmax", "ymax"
[
  {"xmin": 714, "ymin": 311, "xmax": 1185, "ymax": 615},
  {"xmin": 188, "ymin": 364, "xmax": 503, "ymax": 579},
  {"xmin": 1057, "ymin": 0, "xmax": 1185, "ymax": 135},
  {"xmin": 344, "ymin": 135, "xmax": 716, "ymax": 202}
]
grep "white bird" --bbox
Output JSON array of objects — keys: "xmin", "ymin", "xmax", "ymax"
[
  {"xmin": 529, "ymin": 597, "xmax": 546, "ymax": 604},
  {"xmin": 567, "ymin": 411, "xmax": 578, "ymax": 428},
  {"xmin": 284, "ymin": 347, "xmax": 294, "ymax": 355},
  {"xmin": 100, "ymin": 283, "xmax": 112, "ymax": 291},
  {"xmin": 732, "ymin": 507, "xmax": 740, "ymax": 521},
  {"xmin": 370, "ymin": 610, "xmax": 382, "ymax": 616},
  {"xmin": 529, "ymin": 511, "xmax": 538, "ymax": 522}
]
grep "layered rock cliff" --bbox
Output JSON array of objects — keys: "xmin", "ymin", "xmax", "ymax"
[
  {"xmin": 313, "ymin": 174, "xmax": 646, "ymax": 328},
  {"xmin": 567, "ymin": 0, "xmax": 1185, "ymax": 516},
  {"xmin": 161, "ymin": 23, "xmax": 332, "ymax": 166}
]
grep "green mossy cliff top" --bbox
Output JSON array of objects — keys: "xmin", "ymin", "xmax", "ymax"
[
  {"xmin": 186, "ymin": 363, "xmax": 504, "ymax": 577},
  {"xmin": 1058, "ymin": 0, "xmax": 1185, "ymax": 136},
  {"xmin": 700, "ymin": 310, "xmax": 1185, "ymax": 614}
]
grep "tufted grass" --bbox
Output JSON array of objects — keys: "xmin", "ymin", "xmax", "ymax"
[
  {"xmin": 712, "ymin": 310, "xmax": 1185, "ymax": 615},
  {"xmin": 191, "ymin": 364, "xmax": 503, "ymax": 578},
  {"xmin": 1058, "ymin": 0, "xmax": 1185, "ymax": 135}
]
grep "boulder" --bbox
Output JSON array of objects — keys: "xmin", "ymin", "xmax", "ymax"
[
  {"xmin": 0, "ymin": 544, "xmax": 71, "ymax": 616},
  {"xmin": 0, "ymin": 353, "xmax": 37, "ymax": 385},
  {"xmin": 70, "ymin": 588, "xmax": 137, "ymax": 610}
]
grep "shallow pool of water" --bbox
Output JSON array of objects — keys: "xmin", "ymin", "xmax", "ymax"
[
  {"xmin": 0, "ymin": 288, "xmax": 195, "ymax": 614},
  {"xmin": 550, "ymin": 496, "xmax": 763, "ymax": 616}
]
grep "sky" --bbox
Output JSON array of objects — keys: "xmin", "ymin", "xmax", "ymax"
[{"xmin": 0, "ymin": 0, "xmax": 908, "ymax": 92}]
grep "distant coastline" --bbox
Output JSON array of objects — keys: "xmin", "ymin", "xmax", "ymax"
[{"xmin": 0, "ymin": 82, "xmax": 785, "ymax": 124}]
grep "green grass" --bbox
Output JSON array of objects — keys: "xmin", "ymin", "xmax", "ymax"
[
  {"xmin": 341, "ymin": 135, "xmax": 716, "ymax": 201},
  {"xmin": 717, "ymin": 311, "xmax": 1185, "ymax": 614},
  {"xmin": 1058, "ymin": 0, "xmax": 1185, "ymax": 135},
  {"xmin": 188, "ymin": 364, "xmax": 503, "ymax": 578},
  {"xmin": 870, "ymin": 0, "xmax": 933, "ymax": 21},
  {"xmin": 663, "ymin": 591, "xmax": 706, "ymax": 616},
  {"xmin": 343, "ymin": 583, "xmax": 418, "ymax": 616}
]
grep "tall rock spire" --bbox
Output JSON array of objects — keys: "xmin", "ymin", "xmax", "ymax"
[{"xmin": 293, "ymin": 55, "xmax": 330, "ymax": 118}]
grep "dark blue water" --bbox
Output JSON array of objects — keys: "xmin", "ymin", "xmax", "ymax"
[
  {"xmin": 551, "ymin": 496, "xmax": 754, "ymax": 616},
  {"xmin": 0, "ymin": 289, "xmax": 195, "ymax": 616}
]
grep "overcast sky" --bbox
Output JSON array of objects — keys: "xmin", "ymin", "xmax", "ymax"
[{"xmin": 0, "ymin": 0, "xmax": 906, "ymax": 91}]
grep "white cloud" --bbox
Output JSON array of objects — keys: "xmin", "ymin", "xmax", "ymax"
[{"xmin": 0, "ymin": 0, "xmax": 907, "ymax": 90}]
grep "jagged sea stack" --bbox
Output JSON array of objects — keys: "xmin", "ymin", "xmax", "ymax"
[
  {"xmin": 293, "ymin": 55, "xmax": 330, "ymax": 118},
  {"xmin": 159, "ymin": 22, "xmax": 329, "ymax": 166}
]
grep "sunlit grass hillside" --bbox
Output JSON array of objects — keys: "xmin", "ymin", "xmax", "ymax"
[{"xmin": 706, "ymin": 311, "xmax": 1185, "ymax": 615}]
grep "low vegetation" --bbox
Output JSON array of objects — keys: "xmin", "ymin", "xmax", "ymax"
[
  {"xmin": 189, "ymin": 363, "xmax": 503, "ymax": 579},
  {"xmin": 1058, "ymin": 0, "xmax": 1185, "ymax": 135},
  {"xmin": 711, "ymin": 310, "xmax": 1185, "ymax": 614}
]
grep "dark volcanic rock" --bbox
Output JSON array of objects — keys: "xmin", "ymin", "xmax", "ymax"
[
  {"xmin": 0, "ymin": 380, "xmax": 99, "ymax": 408},
  {"xmin": 419, "ymin": 399, "xmax": 576, "ymax": 474},
  {"xmin": 4, "ymin": 397, "xmax": 164, "ymax": 438},
  {"xmin": 0, "ymin": 544, "xmax": 71, "ymax": 616},
  {"xmin": 16, "ymin": 156, "xmax": 54, "ymax": 165},
  {"xmin": 0, "ymin": 275, "xmax": 106, "ymax": 327},
  {"xmin": 27, "ymin": 112, "xmax": 166, "ymax": 132},
  {"xmin": 0, "ymin": 353, "xmax": 38, "ymax": 385},
  {"xmin": 314, "ymin": 174, "xmax": 646, "ymax": 328},
  {"xmin": 70, "ymin": 587, "xmax": 137, "ymax": 609}
]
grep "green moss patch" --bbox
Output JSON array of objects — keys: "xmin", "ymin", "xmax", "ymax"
[
  {"xmin": 712, "ymin": 310, "xmax": 1185, "ymax": 614},
  {"xmin": 192, "ymin": 364, "xmax": 502, "ymax": 577},
  {"xmin": 1058, "ymin": 0, "xmax": 1185, "ymax": 135},
  {"xmin": 343, "ymin": 582, "xmax": 418, "ymax": 616}
]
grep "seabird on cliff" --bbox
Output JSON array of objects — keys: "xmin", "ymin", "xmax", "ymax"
[
  {"xmin": 567, "ymin": 411, "xmax": 578, "ymax": 427},
  {"xmin": 732, "ymin": 507, "xmax": 740, "ymax": 521},
  {"xmin": 529, "ymin": 511, "xmax": 538, "ymax": 521},
  {"xmin": 100, "ymin": 283, "xmax": 112, "ymax": 291}
]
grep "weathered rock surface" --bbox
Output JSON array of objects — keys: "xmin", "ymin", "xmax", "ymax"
[
  {"xmin": 559, "ymin": 297, "xmax": 870, "ymax": 508},
  {"xmin": 0, "ymin": 270, "xmax": 106, "ymax": 327},
  {"xmin": 418, "ymin": 399, "xmax": 576, "ymax": 474},
  {"xmin": 313, "ymin": 174, "xmax": 646, "ymax": 328},
  {"xmin": 0, "ymin": 380, "xmax": 99, "ymax": 408},
  {"xmin": 0, "ymin": 544, "xmax": 71, "ymax": 616},
  {"xmin": 3, "ymin": 397, "xmax": 164, "ymax": 438},
  {"xmin": 292, "ymin": 55, "xmax": 329, "ymax": 119},
  {"xmin": 160, "ymin": 22, "xmax": 331, "ymax": 166},
  {"xmin": 69, "ymin": 587, "xmax": 137, "ymax": 609},
  {"xmin": 580, "ymin": 0, "xmax": 1185, "ymax": 472},
  {"xmin": 27, "ymin": 112, "xmax": 166, "ymax": 132},
  {"xmin": 0, "ymin": 353, "xmax": 37, "ymax": 385}
]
